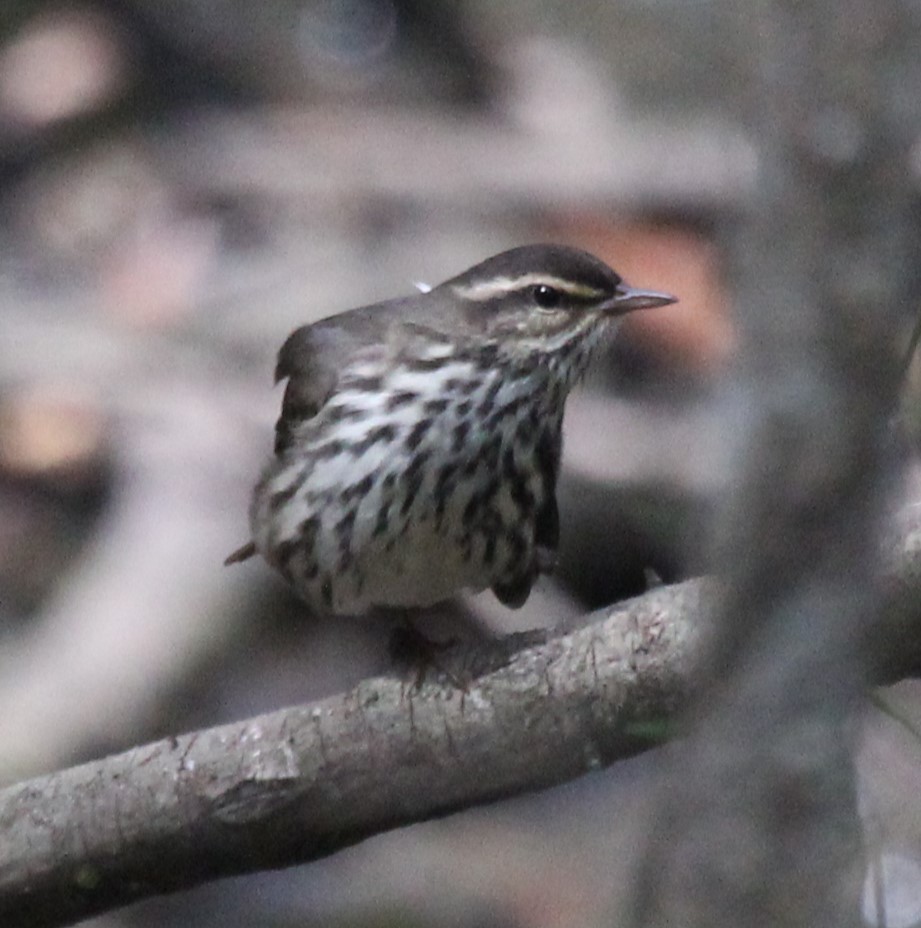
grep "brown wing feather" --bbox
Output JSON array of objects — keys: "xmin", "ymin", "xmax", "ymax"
[
  {"xmin": 225, "ymin": 323, "xmax": 348, "ymax": 564},
  {"xmin": 232, "ymin": 283, "xmax": 489, "ymax": 563},
  {"xmin": 273, "ymin": 325, "xmax": 345, "ymax": 453},
  {"xmin": 272, "ymin": 294, "xmax": 457, "ymax": 455}
]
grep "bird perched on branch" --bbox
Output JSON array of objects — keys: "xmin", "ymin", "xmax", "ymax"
[{"xmin": 227, "ymin": 244, "xmax": 675, "ymax": 615}]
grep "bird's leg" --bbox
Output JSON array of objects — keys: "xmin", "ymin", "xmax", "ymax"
[{"xmin": 385, "ymin": 610, "xmax": 466, "ymax": 690}]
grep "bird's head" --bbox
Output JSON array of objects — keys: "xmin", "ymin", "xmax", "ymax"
[{"xmin": 438, "ymin": 244, "xmax": 676, "ymax": 352}]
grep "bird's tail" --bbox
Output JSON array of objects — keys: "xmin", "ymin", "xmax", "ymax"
[{"xmin": 224, "ymin": 541, "xmax": 257, "ymax": 565}]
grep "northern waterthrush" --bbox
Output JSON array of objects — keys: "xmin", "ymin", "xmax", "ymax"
[{"xmin": 228, "ymin": 244, "xmax": 676, "ymax": 615}]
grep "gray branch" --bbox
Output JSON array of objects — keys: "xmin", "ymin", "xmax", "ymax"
[{"xmin": 1, "ymin": 510, "xmax": 920, "ymax": 928}]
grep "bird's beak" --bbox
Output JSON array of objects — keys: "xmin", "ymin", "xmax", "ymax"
[{"xmin": 610, "ymin": 283, "xmax": 677, "ymax": 313}]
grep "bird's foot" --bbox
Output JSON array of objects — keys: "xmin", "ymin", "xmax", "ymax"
[{"xmin": 389, "ymin": 620, "xmax": 466, "ymax": 691}]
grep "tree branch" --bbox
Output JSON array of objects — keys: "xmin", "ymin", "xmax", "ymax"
[{"xmin": 1, "ymin": 508, "xmax": 920, "ymax": 928}]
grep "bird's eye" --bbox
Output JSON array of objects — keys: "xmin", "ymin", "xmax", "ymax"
[{"xmin": 532, "ymin": 285, "xmax": 562, "ymax": 309}]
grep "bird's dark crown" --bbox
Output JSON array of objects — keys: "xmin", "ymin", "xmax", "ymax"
[
  {"xmin": 440, "ymin": 244, "xmax": 622, "ymax": 304},
  {"xmin": 429, "ymin": 244, "xmax": 636, "ymax": 346}
]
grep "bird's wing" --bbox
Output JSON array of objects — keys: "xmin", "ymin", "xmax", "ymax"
[
  {"xmin": 273, "ymin": 323, "xmax": 356, "ymax": 454},
  {"xmin": 228, "ymin": 300, "xmax": 431, "ymax": 564},
  {"xmin": 225, "ymin": 324, "xmax": 351, "ymax": 564},
  {"xmin": 272, "ymin": 306, "xmax": 405, "ymax": 453},
  {"xmin": 273, "ymin": 294, "xmax": 463, "ymax": 455}
]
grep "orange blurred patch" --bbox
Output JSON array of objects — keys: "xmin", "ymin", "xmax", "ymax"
[
  {"xmin": 555, "ymin": 217, "xmax": 734, "ymax": 377},
  {"xmin": 0, "ymin": 386, "xmax": 106, "ymax": 478}
]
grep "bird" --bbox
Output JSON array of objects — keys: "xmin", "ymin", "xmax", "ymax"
[{"xmin": 226, "ymin": 244, "xmax": 676, "ymax": 616}]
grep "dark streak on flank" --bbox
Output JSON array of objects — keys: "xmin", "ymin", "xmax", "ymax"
[
  {"xmin": 299, "ymin": 516, "xmax": 320, "ymax": 546},
  {"xmin": 269, "ymin": 483, "xmax": 298, "ymax": 512},
  {"xmin": 406, "ymin": 449, "xmax": 432, "ymax": 478},
  {"xmin": 482, "ymin": 434, "xmax": 502, "ymax": 470},
  {"xmin": 515, "ymin": 414, "xmax": 536, "ymax": 446},
  {"xmin": 347, "ymin": 375, "xmax": 383, "ymax": 393},
  {"xmin": 324, "ymin": 404, "xmax": 366, "ymax": 424},
  {"xmin": 335, "ymin": 510, "xmax": 356, "ymax": 539},
  {"xmin": 434, "ymin": 462, "xmax": 459, "ymax": 521},
  {"xmin": 304, "ymin": 489, "xmax": 329, "ymax": 507},
  {"xmin": 400, "ymin": 451, "xmax": 431, "ymax": 516},
  {"xmin": 452, "ymin": 420, "xmax": 471, "ymax": 453},
  {"xmin": 474, "ymin": 344, "xmax": 499, "ymax": 370},
  {"xmin": 424, "ymin": 397, "xmax": 450, "ymax": 415},
  {"xmin": 462, "ymin": 474, "xmax": 500, "ymax": 528},
  {"xmin": 477, "ymin": 380, "xmax": 503, "ymax": 418},
  {"xmin": 405, "ymin": 418, "xmax": 433, "ymax": 452},
  {"xmin": 386, "ymin": 391, "xmax": 418, "ymax": 412},
  {"xmin": 312, "ymin": 439, "xmax": 345, "ymax": 459},
  {"xmin": 341, "ymin": 474, "xmax": 374, "ymax": 503},
  {"xmin": 462, "ymin": 456, "xmax": 479, "ymax": 478},
  {"xmin": 445, "ymin": 377, "xmax": 480, "ymax": 396},
  {"xmin": 484, "ymin": 396, "xmax": 525, "ymax": 432},
  {"xmin": 407, "ymin": 356, "xmax": 449, "ymax": 373},
  {"xmin": 373, "ymin": 501, "xmax": 391, "ymax": 538},
  {"xmin": 352, "ymin": 424, "xmax": 398, "ymax": 455}
]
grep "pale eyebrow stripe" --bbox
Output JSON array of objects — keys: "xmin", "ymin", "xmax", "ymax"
[{"xmin": 451, "ymin": 273, "xmax": 606, "ymax": 302}]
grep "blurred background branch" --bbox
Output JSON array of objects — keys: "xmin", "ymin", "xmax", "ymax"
[{"xmin": 629, "ymin": 2, "xmax": 921, "ymax": 925}]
